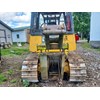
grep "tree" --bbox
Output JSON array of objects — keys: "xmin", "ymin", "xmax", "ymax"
[{"xmin": 73, "ymin": 12, "xmax": 91, "ymax": 39}]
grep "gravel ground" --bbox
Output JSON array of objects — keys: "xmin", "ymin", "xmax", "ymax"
[
  {"xmin": 37, "ymin": 43, "xmax": 100, "ymax": 87},
  {"xmin": 76, "ymin": 43, "xmax": 100, "ymax": 87},
  {"xmin": 0, "ymin": 43, "xmax": 100, "ymax": 87}
]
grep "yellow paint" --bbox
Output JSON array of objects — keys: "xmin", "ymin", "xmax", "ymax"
[
  {"xmin": 29, "ymin": 34, "xmax": 76, "ymax": 53},
  {"xmin": 29, "ymin": 35, "xmax": 42, "ymax": 52},
  {"xmin": 64, "ymin": 62, "xmax": 70, "ymax": 73},
  {"xmin": 38, "ymin": 49, "xmax": 68, "ymax": 53},
  {"xmin": 63, "ymin": 34, "xmax": 76, "ymax": 51},
  {"xmin": 37, "ymin": 50, "xmax": 63, "ymax": 53},
  {"xmin": 64, "ymin": 50, "xmax": 69, "ymax": 55},
  {"xmin": 46, "ymin": 49, "xmax": 62, "ymax": 52}
]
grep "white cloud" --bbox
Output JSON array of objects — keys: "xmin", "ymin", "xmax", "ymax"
[
  {"xmin": 15, "ymin": 22, "xmax": 30, "ymax": 27},
  {"xmin": 0, "ymin": 12, "xmax": 16, "ymax": 22},
  {"xmin": 0, "ymin": 12, "xmax": 31, "ymax": 28},
  {"xmin": 13, "ymin": 12, "xmax": 31, "ymax": 22}
]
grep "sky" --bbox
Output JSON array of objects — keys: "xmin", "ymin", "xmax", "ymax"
[{"xmin": 0, "ymin": 12, "xmax": 31, "ymax": 28}]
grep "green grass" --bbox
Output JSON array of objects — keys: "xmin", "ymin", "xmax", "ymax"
[
  {"xmin": 10, "ymin": 79, "xmax": 17, "ymax": 83},
  {"xmin": 97, "ymin": 48, "xmax": 100, "ymax": 52},
  {"xmin": 23, "ymin": 80, "xmax": 30, "ymax": 87},
  {"xmin": 1, "ymin": 44, "xmax": 29, "ymax": 57},
  {"xmin": 81, "ymin": 42, "xmax": 91, "ymax": 49},
  {"xmin": 81, "ymin": 42, "xmax": 100, "ymax": 52},
  {"xmin": 7, "ymin": 69, "xmax": 14, "ymax": 75},
  {"xmin": 0, "ymin": 74, "xmax": 7, "ymax": 84}
]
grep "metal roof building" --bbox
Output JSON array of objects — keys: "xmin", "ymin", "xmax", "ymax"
[
  {"xmin": 0, "ymin": 20, "xmax": 13, "ymax": 44},
  {"xmin": 12, "ymin": 26, "xmax": 30, "ymax": 43}
]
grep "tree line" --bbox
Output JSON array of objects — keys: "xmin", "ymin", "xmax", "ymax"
[{"xmin": 73, "ymin": 12, "xmax": 91, "ymax": 39}]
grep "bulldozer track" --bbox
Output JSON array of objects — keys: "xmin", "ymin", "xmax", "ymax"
[
  {"xmin": 21, "ymin": 52, "xmax": 86, "ymax": 83},
  {"xmin": 68, "ymin": 51, "xmax": 87, "ymax": 82},
  {"xmin": 21, "ymin": 53, "xmax": 39, "ymax": 82}
]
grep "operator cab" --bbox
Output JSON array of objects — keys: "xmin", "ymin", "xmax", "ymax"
[{"xmin": 30, "ymin": 12, "xmax": 74, "ymax": 35}]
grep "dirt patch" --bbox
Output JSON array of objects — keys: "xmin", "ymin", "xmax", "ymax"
[
  {"xmin": 0, "ymin": 56, "xmax": 23, "ymax": 87},
  {"xmin": 0, "ymin": 43, "xmax": 100, "ymax": 87}
]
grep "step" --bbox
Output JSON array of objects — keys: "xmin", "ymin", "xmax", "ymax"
[
  {"xmin": 69, "ymin": 79, "xmax": 85, "ymax": 82},
  {"xmin": 23, "ymin": 61, "xmax": 38, "ymax": 65},
  {"xmin": 70, "ymin": 70, "xmax": 87, "ymax": 74},
  {"xmin": 69, "ymin": 63, "xmax": 86, "ymax": 68},
  {"xmin": 70, "ymin": 74, "xmax": 87, "ymax": 77}
]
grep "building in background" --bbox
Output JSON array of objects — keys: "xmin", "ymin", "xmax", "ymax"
[
  {"xmin": 0, "ymin": 20, "xmax": 13, "ymax": 44},
  {"xmin": 0, "ymin": 20, "xmax": 30, "ymax": 44},
  {"xmin": 90, "ymin": 12, "xmax": 100, "ymax": 48},
  {"xmin": 12, "ymin": 26, "xmax": 30, "ymax": 43}
]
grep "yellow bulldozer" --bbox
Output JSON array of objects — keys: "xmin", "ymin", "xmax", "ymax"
[{"xmin": 21, "ymin": 12, "xmax": 86, "ymax": 83}]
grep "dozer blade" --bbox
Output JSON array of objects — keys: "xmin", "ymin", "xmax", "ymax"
[
  {"xmin": 68, "ymin": 51, "xmax": 87, "ymax": 82},
  {"xmin": 21, "ymin": 53, "xmax": 39, "ymax": 82}
]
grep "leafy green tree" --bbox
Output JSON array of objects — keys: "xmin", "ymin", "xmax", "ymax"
[{"xmin": 73, "ymin": 12, "xmax": 91, "ymax": 39}]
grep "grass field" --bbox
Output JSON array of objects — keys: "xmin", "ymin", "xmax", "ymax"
[
  {"xmin": 1, "ymin": 43, "xmax": 29, "ymax": 57},
  {"xmin": 81, "ymin": 42, "xmax": 100, "ymax": 52}
]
